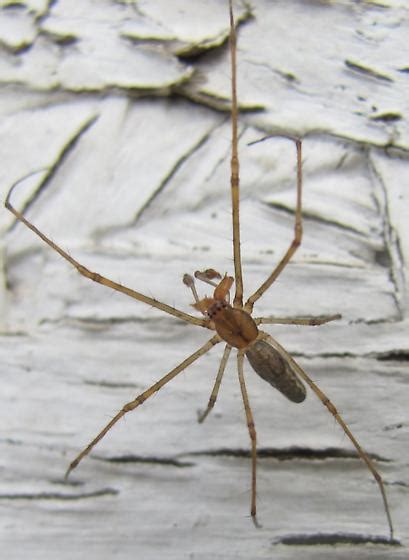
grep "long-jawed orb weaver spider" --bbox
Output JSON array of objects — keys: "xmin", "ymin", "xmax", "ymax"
[{"xmin": 5, "ymin": 0, "xmax": 394, "ymax": 539}]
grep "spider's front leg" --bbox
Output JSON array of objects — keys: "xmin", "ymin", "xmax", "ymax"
[
  {"xmin": 245, "ymin": 136, "xmax": 303, "ymax": 314},
  {"xmin": 4, "ymin": 180, "xmax": 206, "ymax": 328}
]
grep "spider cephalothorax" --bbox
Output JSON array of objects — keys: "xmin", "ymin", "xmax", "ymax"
[{"xmin": 188, "ymin": 272, "xmax": 259, "ymax": 350}]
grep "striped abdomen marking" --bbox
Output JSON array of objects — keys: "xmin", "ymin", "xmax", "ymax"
[{"xmin": 245, "ymin": 339, "xmax": 306, "ymax": 403}]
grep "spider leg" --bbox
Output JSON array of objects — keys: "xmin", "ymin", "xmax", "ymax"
[
  {"xmin": 260, "ymin": 331, "xmax": 394, "ymax": 540},
  {"xmin": 245, "ymin": 137, "xmax": 302, "ymax": 314},
  {"xmin": 256, "ymin": 314, "xmax": 341, "ymax": 326},
  {"xmin": 229, "ymin": 0, "xmax": 244, "ymax": 308},
  {"xmin": 5, "ymin": 184, "xmax": 207, "ymax": 328},
  {"xmin": 237, "ymin": 350, "xmax": 261, "ymax": 527},
  {"xmin": 198, "ymin": 344, "xmax": 231, "ymax": 423},
  {"xmin": 65, "ymin": 334, "xmax": 221, "ymax": 478}
]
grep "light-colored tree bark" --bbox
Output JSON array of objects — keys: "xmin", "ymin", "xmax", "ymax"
[{"xmin": 1, "ymin": 1, "xmax": 408, "ymax": 558}]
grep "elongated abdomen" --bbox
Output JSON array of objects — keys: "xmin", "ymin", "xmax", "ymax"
[{"xmin": 245, "ymin": 339, "xmax": 306, "ymax": 403}]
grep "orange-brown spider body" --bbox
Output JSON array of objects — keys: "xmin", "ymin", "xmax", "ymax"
[{"xmin": 194, "ymin": 275, "xmax": 306, "ymax": 404}]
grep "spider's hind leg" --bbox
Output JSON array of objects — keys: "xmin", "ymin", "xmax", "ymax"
[
  {"xmin": 245, "ymin": 136, "xmax": 303, "ymax": 314},
  {"xmin": 261, "ymin": 331, "xmax": 395, "ymax": 540}
]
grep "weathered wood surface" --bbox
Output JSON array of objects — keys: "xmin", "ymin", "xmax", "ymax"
[{"xmin": 1, "ymin": 1, "xmax": 408, "ymax": 558}]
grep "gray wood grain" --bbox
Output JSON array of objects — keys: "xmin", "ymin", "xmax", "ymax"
[{"xmin": 1, "ymin": 0, "xmax": 408, "ymax": 558}]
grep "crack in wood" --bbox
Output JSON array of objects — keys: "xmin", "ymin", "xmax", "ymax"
[
  {"xmin": 88, "ymin": 446, "xmax": 390, "ymax": 469},
  {"xmin": 389, "ymin": 480, "xmax": 409, "ymax": 489},
  {"xmin": 127, "ymin": 118, "xmax": 225, "ymax": 228},
  {"xmin": 376, "ymin": 350, "xmax": 409, "ymax": 362},
  {"xmin": 275, "ymin": 532, "xmax": 401, "ymax": 546},
  {"xmin": 5, "ymin": 115, "xmax": 99, "ymax": 237},
  {"xmin": 40, "ymin": 314, "xmax": 187, "ymax": 330},
  {"xmin": 0, "ymin": 488, "xmax": 118, "ymax": 501},
  {"xmin": 344, "ymin": 59, "xmax": 393, "ymax": 83},
  {"xmin": 183, "ymin": 446, "xmax": 390, "ymax": 462},
  {"xmin": 264, "ymin": 200, "xmax": 368, "ymax": 238},
  {"xmin": 83, "ymin": 379, "xmax": 142, "ymax": 389},
  {"xmin": 384, "ymin": 421, "xmax": 407, "ymax": 432},
  {"xmin": 98, "ymin": 454, "xmax": 194, "ymax": 468},
  {"xmin": 370, "ymin": 152, "xmax": 405, "ymax": 317},
  {"xmin": 370, "ymin": 112, "xmax": 402, "ymax": 123}
]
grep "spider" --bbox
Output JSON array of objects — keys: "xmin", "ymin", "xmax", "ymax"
[{"xmin": 5, "ymin": 0, "xmax": 393, "ymax": 539}]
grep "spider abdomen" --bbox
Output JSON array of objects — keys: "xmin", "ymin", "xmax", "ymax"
[{"xmin": 245, "ymin": 339, "xmax": 306, "ymax": 403}]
